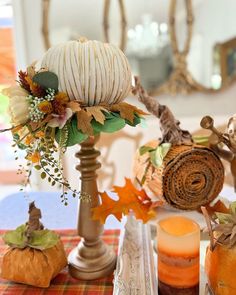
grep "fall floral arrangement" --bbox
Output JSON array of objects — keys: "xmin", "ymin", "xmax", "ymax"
[{"xmin": 1, "ymin": 65, "xmax": 145, "ymax": 203}]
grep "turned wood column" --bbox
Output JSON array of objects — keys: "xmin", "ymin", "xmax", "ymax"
[{"xmin": 68, "ymin": 135, "xmax": 116, "ymax": 280}]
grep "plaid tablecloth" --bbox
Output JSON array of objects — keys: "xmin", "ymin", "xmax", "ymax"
[{"xmin": 0, "ymin": 229, "xmax": 120, "ymax": 295}]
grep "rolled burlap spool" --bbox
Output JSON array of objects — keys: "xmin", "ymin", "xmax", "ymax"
[{"xmin": 134, "ymin": 140, "xmax": 224, "ymax": 210}]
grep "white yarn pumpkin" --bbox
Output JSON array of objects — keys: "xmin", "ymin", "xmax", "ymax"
[{"xmin": 40, "ymin": 39, "xmax": 132, "ymax": 106}]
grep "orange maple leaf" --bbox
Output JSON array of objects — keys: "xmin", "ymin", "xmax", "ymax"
[
  {"xmin": 113, "ymin": 178, "xmax": 155, "ymax": 223},
  {"xmin": 92, "ymin": 178, "xmax": 157, "ymax": 224},
  {"xmin": 91, "ymin": 192, "xmax": 122, "ymax": 224}
]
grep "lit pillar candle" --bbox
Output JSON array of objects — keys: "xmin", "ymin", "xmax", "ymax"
[{"xmin": 157, "ymin": 216, "xmax": 200, "ymax": 295}]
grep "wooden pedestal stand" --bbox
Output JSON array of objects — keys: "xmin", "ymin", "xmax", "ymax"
[{"xmin": 68, "ymin": 136, "xmax": 116, "ymax": 280}]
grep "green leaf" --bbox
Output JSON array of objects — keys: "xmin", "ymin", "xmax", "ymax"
[
  {"xmin": 150, "ymin": 143, "xmax": 171, "ymax": 168},
  {"xmin": 215, "ymin": 212, "xmax": 232, "ymax": 224},
  {"xmin": 104, "ymin": 112, "xmax": 119, "ymax": 119},
  {"xmin": 193, "ymin": 135, "xmax": 209, "ymax": 146},
  {"xmin": 33, "ymin": 71, "xmax": 59, "ymax": 91},
  {"xmin": 34, "ymin": 165, "xmax": 41, "ymax": 170},
  {"xmin": 55, "ymin": 117, "xmax": 88, "ymax": 147},
  {"xmin": 28, "ymin": 229, "xmax": 59, "ymax": 250},
  {"xmin": 139, "ymin": 145, "xmax": 155, "ymax": 156},
  {"xmin": 41, "ymin": 172, "xmax": 46, "ymax": 179},
  {"xmin": 92, "ymin": 116, "xmax": 126, "ymax": 133},
  {"xmin": 3, "ymin": 225, "xmax": 27, "ymax": 248},
  {"xmin": 13, "ymin": 133, "xmax": 20, "ymax": 140},
  {"xmin": 3, "ymin": 225, "xmax": 59, "ymax": 250},
  {"xmin": 140, "ymin": 117, "xmax": 147, "ymax": 128},
  {"xmin": 16, "ymin": 141, "xmax": 27, "ymax": 150},
  {"xmin": 230, "ymin": 201, "xmax": 236, "ymax": 214},
  {"xmin": 125, "ymin": 114, "xmax": 141, "ymax": 127}
]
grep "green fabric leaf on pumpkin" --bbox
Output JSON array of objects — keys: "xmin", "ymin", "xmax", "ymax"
[
  {"xmin": 230, "ymin": 201, "xmax": 236, "ymax": 214},
  {"xmin": 55, "ymin": 117, "xmax": 88, "ymax": 147},
  {"xmin": 139, "ymin": 117, "xmax": 147, "ymax": 128},
  {"xmin": 56, "ymin": 111, "xmax": 140, "ymax": 147},
  {"xmin": 150, "ymin": 143, "xmax": 171, "ymax": 168},
  {"xmin": 139, "ymin": 145, "xmax": 155, "ymax": 156},
  {"xmin": 33, "ymin": 71, "xmax": 59, "ymax": 91},
  {"xmin": 125, "ymin": 114, "xmax": 141, "ymax": 127},
  {"xmin": 92, "ymin": 116, "xmax": 126, "ymax": 133},
  {"xmin": 3, "ymin": 225, "xmax": 59, "ymax": 250},
  {"xmin": 28, "ymin": 230, "xmax": 59, "ymax": 250},
  {"xmin": 3, "ymin": 224, "xmax": 27, "ymax": 249}
]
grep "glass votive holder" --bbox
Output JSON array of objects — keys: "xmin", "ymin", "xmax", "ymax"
[{"xmin": 157, "ymin": 216, "xmax": 200, "ymax": 295}]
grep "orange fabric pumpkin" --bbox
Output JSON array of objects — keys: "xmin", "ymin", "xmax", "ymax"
[
  {"xmin": 1, "ymin": 240, "xmax": 67, "ymax": 288},
  {"xmin": 205, "ymin": 244, "xmax": 236, "ymax": 295}
]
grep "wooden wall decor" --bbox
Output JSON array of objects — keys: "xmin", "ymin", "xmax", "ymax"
[
  {"xmin": 41, "ymin": 0, "xmax": 127, "ymax": 52},
  {"xmin": 42, "ymin": 0, "xmax": 50, "ymax": 50},
  {"xmin": 152, "ymin": 0, "xmax": 236, "ymax": 96},
  {"xmin": 103, "ymin": 0, "xmax": 127, "ymax": 51}
]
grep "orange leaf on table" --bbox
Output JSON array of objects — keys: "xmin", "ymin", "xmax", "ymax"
[
  {"xmin": 109, "ymin": 102, "xmax": 148, "ymax": 123},
  {"xmin": 92, "ymin": 178, "xmax": 157, "ymax": 224},
  {"xmin": 91, "ymin": 192, "xmax": 122, "ymax": 224},
  {"xmin": 113, "ymin": 178, "xmax": 155, "ymax": 223}
]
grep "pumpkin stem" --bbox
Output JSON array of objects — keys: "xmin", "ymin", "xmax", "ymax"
[
  {"xmin": 77, "ymin": 36, "xmax": 88, "ymax": 43},
  {"xmin": 25, "ymin": 202, "xmax": 44, "ymax": 241},
  {"xmin": 132, "ymin": 76, "xmax": 193, "ymax": 145}
]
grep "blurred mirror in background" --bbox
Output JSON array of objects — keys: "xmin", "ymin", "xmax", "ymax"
[
  {"xmin": 43, "ymin": 0, "xmax": 174, "ymax": 94},
  {"xmin": 43, "ymin": 0, "xmax": 104, "ymax": 48},
  {"xmin": 187, "ymin": 0, "xmax": 236, "ymax": 90},
  {"xmin": 103, "ymin": 0, "xmax": 173, "ymax": 94},
  {"xmin": 41, "ymin": 0, "xmax": 236, "ymax": 95}
]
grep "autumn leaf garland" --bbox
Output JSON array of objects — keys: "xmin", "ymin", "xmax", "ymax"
[{"xmin": 1, "ymin": 65, "xmax": 148, "ymax": 202}]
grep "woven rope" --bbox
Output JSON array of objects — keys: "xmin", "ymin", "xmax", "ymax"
[{"xmin": 134, "ymin": 141, "xmax": 224, "ymax": 210}]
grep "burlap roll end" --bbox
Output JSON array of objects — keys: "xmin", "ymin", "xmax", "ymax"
[{"xmin": 134, "ymin": 141, "xmax": 224, "ymax": 210}]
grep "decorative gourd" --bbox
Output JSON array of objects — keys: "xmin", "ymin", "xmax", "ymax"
[
  {"xmin": 205, "ymin": 245, "xmax": 236, "ymax": 295},
  {"xmin": 1, "ymin": 202, "xmax": 67, "ymax": 288},
  {"xmin": 40, "ymin": 38, "xmax": 132, "ymax": 106},
  {"xmin": 203, "ymin": 204, "xmax": 236, "ymax": 295},
  {"xmin": 134, "ymin": 140, "xmax": 224, "ymax": 210},
  {"xmin": 132, "ymin": 77, "xmax": 224, "ymax": 210}
]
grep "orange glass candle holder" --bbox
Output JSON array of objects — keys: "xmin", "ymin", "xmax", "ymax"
[{"xmin": 157, "ymin": 216, "xmax": 200, "ymax": 295}]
